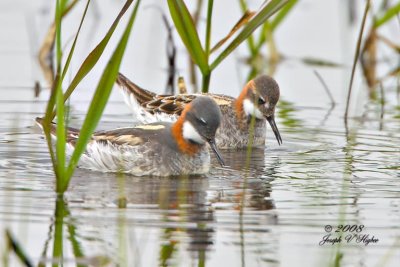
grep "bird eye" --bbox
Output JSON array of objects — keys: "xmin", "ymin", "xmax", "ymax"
[
  {"xmin": 258, "ymin": 97, "xmax": 266, "ymax": 105},
  {"xmin": 197, "ymin": 117, "xmax": 207, "ymax": 125}
]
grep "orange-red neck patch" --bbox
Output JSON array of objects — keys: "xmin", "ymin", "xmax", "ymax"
[
  {"xmin": 171, "ymin": 104, "xmax": 201, "ymax": 155},
  {"xmin": 234, "ymin": 80, "xmax": 255, "ymax": 123}
]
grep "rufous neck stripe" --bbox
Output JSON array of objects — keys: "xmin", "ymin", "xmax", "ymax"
[{"xmin": 171, "ymin": 104, "xmax": 200, "ymax": 155}]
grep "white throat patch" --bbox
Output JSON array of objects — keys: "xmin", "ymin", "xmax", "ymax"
[
  {"xmin": 243, "ymin": 99, "xmax": 264, "ymax": 119},
  {"xmin": 182, "ymin": 121, "xmax": 205, "ymax": 144}
]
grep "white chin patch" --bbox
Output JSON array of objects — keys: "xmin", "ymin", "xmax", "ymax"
[
  {"xmin": 182, "ymin": 121, "xmax": 206, "ymax": 144},
  {"xmin": 243, "ymin": 99, "xmax": 264, "ymax": 119}
]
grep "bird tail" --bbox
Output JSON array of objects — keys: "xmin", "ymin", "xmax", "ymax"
[{"xmin": 116, "ymin": 72, "xmax": 156, "ymax": 105}]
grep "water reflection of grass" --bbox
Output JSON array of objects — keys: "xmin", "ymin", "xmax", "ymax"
[
  {"xmin": 116, "ymin": 172, "xmax": 128, "ymax": 267},
  {"xmin": 328, "ymin": 127, "xmax": 356, "ymax": 267},
  {"xmin": 277, "ymin": 99, "xmax": 303, "ymax": 128},
  {"xmin": 157, "ymin": 176, "xmax": 213, "ymax": 267},
  {"xmin": 394, "ymin": 106, "xmax": 400, "ymax": 119},
  {"xmin": 33, "ymin": 197, "xmax": 104, "ymax": 267},
  {"xmin": 4, "ymin": 230, "xmax": 33, "ymax": 267},
  {"xmin": 159, "ymin": 226, "xmax": 178, "ymax": 267}
]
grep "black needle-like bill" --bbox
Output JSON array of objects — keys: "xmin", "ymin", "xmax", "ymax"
[
  {"xmin": 267, "ymin": 115, "xmax": 282, "ymax": 145},
  {"xmin": 208, "ymin": 139, "xmax": 225, "ymax": 166}
]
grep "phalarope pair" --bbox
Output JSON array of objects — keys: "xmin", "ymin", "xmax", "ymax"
[{"xmin": 36, "ymin": 74, "xmax": 282, "ymax": 176}]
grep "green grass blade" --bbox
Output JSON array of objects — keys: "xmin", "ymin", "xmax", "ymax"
[
  {"xmin": 55, "ymin": 0, "xmax": 66, "ymax": 190},
  {"xmin": 62, "ymin": 0, "xmax": 79, "ymax": 16},
  {"xmin": 42, "ymin": 0, "xmax": 67, "ymax": 154},
  {"xmin": 40, "ymin": 0, "xmax": 65, "ymax": 184},
  {"xmin": 374, "ymin": 2, "xmax": 400, "ymax": 28},
  {"xmin": 210, "ymin": 10, "xmax": 255, "ymax": 54},
  {"xmin": 65, "ymin": 0, "xmax": 141, "ymax": 185},
  {"xmin": 269, "ymin": 0, "xmax": 297, "ymax": 31},
  {"xmin": 55, "ymin": 0, "xmax": 63, "ymax": 69},
  {"xmin": 167, "ymin": 0, "xmax": 209, "ymax": 74},
  {"xmin": 42, "ymin": 77, "xmax": 59, "ymax": 175},
  {"xmin": 40, "ymin": 0, "xmax": 80, "ymax": 119},
  {"xmin": 61, "ymin": 0, "xmax": 134, "ymax": 108},
  {"xmin": 55, "ymin": 84, "xmax": 66, "ymax": 192},
  {"xmin": 202, "ymin": 0, "xmax": 214, "ymax": 93},
  {"xmin": 60, "ymin": 0, "xmax": 70, "ymax": 13},
  {"xmin": 61, "ymin": 0, "xmax": 91, "ymax": 81},
  {"xmin": 205, "ymin": 0, "xmax": 214, "ymax": 58},
  {"xmin": 211, "ymin": 0, "xmax": 289, "ymax": 70}
]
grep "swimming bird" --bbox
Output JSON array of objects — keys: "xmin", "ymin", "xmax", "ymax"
[
  {"xmin": 116, "ymin": 73, "xmax": 282, "ymax": 149},
  {"xmin": 36, "ymin": 96, "xmax": 225, "ymax": 176}
]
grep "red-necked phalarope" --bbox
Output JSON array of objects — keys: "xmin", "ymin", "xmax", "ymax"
[
  {"xmin": 36, "ymin": 96, "xmax": 225, "ymax": 176},
  {"xmin": 116, "ymin": 73, "xmax": 282, "ymax": 149}
]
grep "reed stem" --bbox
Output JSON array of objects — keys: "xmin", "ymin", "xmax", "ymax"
[
  {"xmin": 344, "ymin": 0, "xmax": 370, "ymax": 123},
  {"xmin": 202, "ymin": 72, "xmax": 211, "ymax": 93},
  {"xmin": 205, "ymin": 0, "xmax": 213, "ymax": 58}
]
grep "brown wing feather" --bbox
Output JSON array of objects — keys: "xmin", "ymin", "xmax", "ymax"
[
  {"xmin": 158, "ymin": 100, "xmax": 183, "ymax": 113},
  {"xmin": 145, "ymin": 93, "xmax": 234, "ymax": 116},
  {"xmin": 117, "ymin": 73, "xmax": 235, "ymax": 116},
  {"xmin": 92, "ymin": 133, "xmax": 145, "ymax": 146},
  {"xmin": 92, "ymin": 125, "xmax": 169, "ymax": 146},
  {"xmin": 116, "ymin": 73, "xmax": 156, "ymax": 104},
  {"xmin": 142, "ymin": 95, "xmax": 191, "ymax": 115}
]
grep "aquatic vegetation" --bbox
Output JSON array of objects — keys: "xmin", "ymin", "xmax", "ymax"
[
  {"xmin": 167, "ymin": 0, "xmax": 290, "ymax": 92},
  {"xmin": 344, "ymin": 0, "xmax": 371, "ymax": 123},
  {"xmin": 40, "ymin": 0, "xmax": 141, "ymax": 194},
  {"xmin": 345, "ymin": 0, "xmax": 400, "ymax": 121},
  {"xmin": 38, "ymin": 0, "xmax": 80, "ymax": 86},
  {"xmin": 361, "ymin": 1, "xmax": 400, "ymax": 95}
]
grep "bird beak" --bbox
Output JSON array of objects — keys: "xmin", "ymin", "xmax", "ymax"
[
  {"xmin": 266, "ymin": 115, "xmax": 282, "ymax": 145},
  {"xmin": 207, "ymin": 139, "xmax": 225, "ymax": 166}
]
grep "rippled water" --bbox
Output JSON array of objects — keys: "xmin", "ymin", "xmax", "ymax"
[
  {"xmin": 1, "ymin": 0, "xmax": 399, "ymax": 267},
  {"xmin": 1, "ymin": 90, "xmax": 399, "ymax": 266}
]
